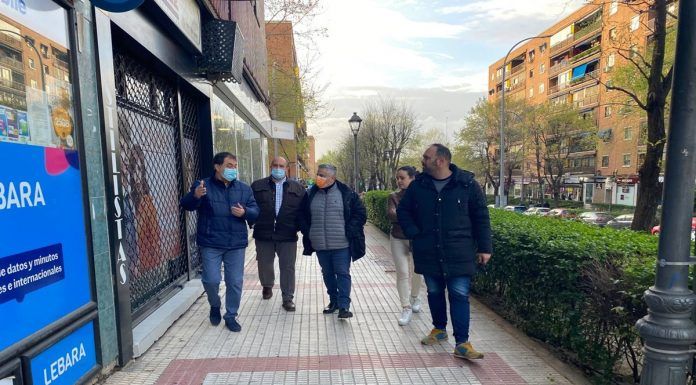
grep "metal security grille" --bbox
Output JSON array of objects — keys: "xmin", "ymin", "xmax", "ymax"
[
  {"xmin": 114, "ymin": 48, "xmax": 189, "ymax": 319},
  {"xmin": 181, "ymin": 93, "xmax": 202, "ymax": 274}
]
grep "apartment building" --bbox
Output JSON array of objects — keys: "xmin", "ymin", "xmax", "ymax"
[{"xmin": 487, "ymin": 0, "xmax": 676, "ymax": 206}]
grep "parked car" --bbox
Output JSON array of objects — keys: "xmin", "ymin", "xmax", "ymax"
[
  {"xmin": 578, "ymin": 212, "xmax": 614, "ymax": 227},
  {"xmin": 504, "ymin": 205, "xmax": 528, "ymax": 214},
  {"xmin": 651, "ymin": 217, "xmax": 696, "ymax": 241},
  {"xmin": 606, "ymin": 214, "xmax": 634, "ymax": 229},
  {"xmin": 524, "ymin": 207, "xmax": 550, "ymax": 216},
  {"xmin": 547, "ymin": 208, "xmax": 575, "ymax": 219}
]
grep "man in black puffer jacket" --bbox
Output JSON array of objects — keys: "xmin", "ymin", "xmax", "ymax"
[
  {"xmin": 397, "ymin": 144, "xmax": 492, "ymax": 360},
  {"xmin": 251, "ymin": 157, "xmax": 307, "ymax": 311}
]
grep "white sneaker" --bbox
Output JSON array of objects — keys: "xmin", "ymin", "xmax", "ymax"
[
  {"xmin": 398, "ymin": 308, "xmax": 413, "ymax": 326},
  {"xmin": 411, "ymin": 297, "xmax": 422, "ymax": 313}
]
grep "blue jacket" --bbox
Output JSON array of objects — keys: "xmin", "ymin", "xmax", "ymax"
[{"xmin": 180, "ymin": 177, "xmax": 260, "ymax": 250}]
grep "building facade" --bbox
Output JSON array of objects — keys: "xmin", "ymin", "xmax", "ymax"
[{"xmin": 487, "ymin": 0, "xmax": 676, "ymax": 206}]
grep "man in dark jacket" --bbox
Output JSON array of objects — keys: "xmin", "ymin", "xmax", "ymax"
[
  {"xmin": 300, "ymin": 164, "xmax": 366, "ymax": 319},
  {"xmin": 397, "ymin": 144, "xmax": 492, "ymax": 360},
  {"xmin": 180, "ymin": 152, "xmax": 259, "ymax": 332},
  {"xmin": 251, "ymin": 157, "xmax": 306, "ymax": 311}
]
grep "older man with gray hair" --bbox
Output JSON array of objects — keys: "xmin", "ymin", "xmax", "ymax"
[
  {"xmin": 300, "ymin": 164, "xmax": 366, "ymax": 319},
  {"xmin": 251, "ymin": 157, "xmax": 307, "ymax": 311}
]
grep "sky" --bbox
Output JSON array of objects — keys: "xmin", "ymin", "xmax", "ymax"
[{"xmin": 297, "ymin": 0, "xmax": 587, "ymax": 159}]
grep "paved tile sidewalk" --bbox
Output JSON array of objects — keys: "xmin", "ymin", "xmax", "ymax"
[{"xmin": 101, "ymin": 224, "xmax": 589, "ymax": 385}]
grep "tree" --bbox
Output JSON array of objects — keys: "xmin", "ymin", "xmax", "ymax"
[
  {"xmin": 596, "ymin": 0, "xmax": 677, "ymax": 230},
  {"xmin": 528, "ymin": 102, "xmax": 595, "ymax": 207}
]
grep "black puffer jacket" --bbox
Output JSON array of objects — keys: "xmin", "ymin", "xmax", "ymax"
[
  {"xmin": 299, "ymin": 181, "xmax": 367, "ymax": 261},
  {"xmin": 250, "ymin": 177, "xmax": 307, "ymax": 242},
  {"xmin": 397, "ymin": 164, "xmax": 492, "ymax": 277}
]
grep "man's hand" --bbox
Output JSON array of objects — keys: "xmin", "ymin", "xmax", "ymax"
[
  {"xmin": 194, "ymin": 180, "xmax": 206, "ymax": 199},
  {"xmin": 231, "ymin": 202, "xmax": 245, "ymax": 218},
  {"xmin": 477, "ymin": 253, "xmax": 492, "ymax": 266}
]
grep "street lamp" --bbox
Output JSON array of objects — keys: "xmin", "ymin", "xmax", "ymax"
[
  {"xmin": 349, "ymin": 112, "xmax": 362, "ymax": 192},
  {"xmin": 636, "ymin": 3, "xmax": 696, "ymax": 383},
  {"xmin": 498, "ymin": 34, "xmax": 552, "ymax": 208}
]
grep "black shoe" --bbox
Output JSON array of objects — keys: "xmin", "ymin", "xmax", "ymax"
[
  {"xmin": 282, "ymin": 300, "xmax": 296, "ymax": 312},
  {"xmin": 323, "ymin": 302, "xmax": 338, "ymax": 314},
  {"xmin": 262, "ymin": 287, "xmax": 273, "ymax": 300},
  {"xmin": 209, "ymin": 307, "xmax": 221, "ymax": 326},
  {"xmin": 338, "ymin": 308, "xmax": 353, "ymax": 319},
  {"xmin": 225, "ymin": 318, "xmax": 242, "ymax": 332}
]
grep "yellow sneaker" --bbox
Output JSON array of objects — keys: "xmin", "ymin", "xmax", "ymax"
[
  {"xmin": 454, "ymin": 342, "xmax": 484, "ymax": 359},
  {"xmin": 421, "ymin": 328, "xmax": 448, "ymax": 345}
]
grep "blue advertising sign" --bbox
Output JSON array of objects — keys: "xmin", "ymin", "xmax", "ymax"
[
  {"xmin": 92, "ymin": 0, "xmax": 145, "ymax": 12},
  {"xmin": 0, "ymin": 141, "xmax": 92, "ymax": 352},
  {"xmin": 28, "ymin": 322, "xmax": 97, "ymax": 385}
]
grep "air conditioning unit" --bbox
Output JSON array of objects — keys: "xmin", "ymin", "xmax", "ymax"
[{"xmin": 199, "ymin": 20, "xmax": 244, "ymax": 83}]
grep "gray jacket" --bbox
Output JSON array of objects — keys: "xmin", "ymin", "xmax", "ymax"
[{"xmin": 309, "ymin": 183, "xmax": 349, "ymax": 250}]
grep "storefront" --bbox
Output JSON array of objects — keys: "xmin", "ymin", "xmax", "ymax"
[
  {"xmin": 94, "ymin": 0, "xmax": 271, "ymax": 365},
  {"xmin": 0, "ymin": 1, "xmax": 100, "ymax": 384}
]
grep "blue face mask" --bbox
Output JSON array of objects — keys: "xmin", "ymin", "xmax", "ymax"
[
  {"xmin": 223, "ymin": 167, "xmax": 238, "ymax": 182},
  {"xmin": 271, "ymin": 168, "xmax": 286, "ymax": 180}
]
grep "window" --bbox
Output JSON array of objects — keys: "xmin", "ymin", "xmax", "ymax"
[
  {"xmin": 40, "ymin": 44, "xmax": 48, "ymax": 58},
  {"xmin": 43, "ymin": 65, "xmax": 49, "ymax": 75},
  {"xmin": 602, "ymin": 155, "xmax": 609, "ymax": 167},
  {"xmin": 529, "ymin": 88, "xmax": 534, "ymax": 98},
  {"xmin": 0, "ymin": 68, "xmax": 10, "ymax": 80},
  {"xmin": 539, "ymin": 83, "xmax": 545, "ymax": 94},
  {"xmin": 540, "ymin": 43, "xmax": 547, "ymax": 53},
  {"xmin": 529, "ymin": 69, "xmax": 534, "ymax": 78},
  {"xmin": 610, "ymin": 0, "xmax": 618, "ymax": 15},
  {"xmin": 623, "ymin": 154, "xmax": 632, "ymax": 167},
  {"xmin": 529, "ymin": 49, "xmax": 535, "ymax": 62},
  {"xmin": 491, "ymin": 73, "xmax": 495, "ymax": 81},
  {"xmin": 609, "ymin": 28, "xmax": 617, "ymax": 41},
  {"xmin": 608, "ymin": 53, "xmax": 615, "ymax": 67},
  {"xmin": 605, "ymin": 106, "xmax": 612, "ymax": 117},
  {"xmin": 489, "ymin": 89, "xmax": 495, "ymax": 95},
  {"xmin": 624, "ymin": 127, "xmax": 633, "ymax": 140},
  {"xmin": 30, "ymin": 79, "xmax": 37, "ymax": 89},
  {"xmin": 540, "ymin": 63, "xmax": 545, "ymax": 73},
  {"xmin": 638, "ymin": 153, "xmax": 646, "ymax": 165},
  {"xmin": 28, "ymin": 58, "xmax": 35, "ymax": 69},
  {"xmin": 631, "ymin": 15, "xmax": 640, "ymax": 31}
]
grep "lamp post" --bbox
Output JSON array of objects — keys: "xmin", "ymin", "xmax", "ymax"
[
  {"xmin": 498, "ymin": 34, "xmax": 552, "ymax": 208},
  {"xmin": 636, "ymin": 2, "xmax": 696, "ymax": 383},
  {"xmin": 349, "ymin": 112, "xmax": 362, "ymax": 192}
]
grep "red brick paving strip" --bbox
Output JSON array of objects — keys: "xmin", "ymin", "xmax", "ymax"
[{"xmin": 155, "ymin": 352, "xmax": 526, "ymax": 385}]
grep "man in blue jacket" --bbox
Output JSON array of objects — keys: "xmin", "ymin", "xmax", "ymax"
[
  {"xmin": 397, "ymin": 144, "xmax": 492, "ymax": 360},
  {"xmin": 181, "ymin": 152, "xmax": 259, "ymax": 332}
]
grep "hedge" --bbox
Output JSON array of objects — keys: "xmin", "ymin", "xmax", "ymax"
[
  {"xmin": 365, "ymin": 192, "xmax": 658, "ymax": 384},
  {"xmin": 364, "ymin": 190, "xmax": 392, "ymax": 234}
]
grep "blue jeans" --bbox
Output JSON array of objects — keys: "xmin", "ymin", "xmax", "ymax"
[
  {"xmin": 200, "ymin": 247, "xmax": 246, "ymax": 321},
  {"xmin": 316, "ymin": 248, "xmax": 352, "ymax": 309},
  {"xmin": 423, "ymin": 274, "xmax": 471, "ymax": 344}
]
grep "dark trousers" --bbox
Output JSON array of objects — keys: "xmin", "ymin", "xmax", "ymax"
[
  {"xmin": 423, "ymin": 274, "xmax": 472, "ymax": 345},
  {"xmin": 255, "ymin": 240, "xmax": 298, "ymax": 301},
  {"xmin": 316, "ymin": 248, "xmax": 352, "ymax": 309}
]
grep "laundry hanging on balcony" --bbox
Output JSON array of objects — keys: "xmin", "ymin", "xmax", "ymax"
[{"xmin": 571, "ymin": 63, "xmax": 589, "ymax": 80}]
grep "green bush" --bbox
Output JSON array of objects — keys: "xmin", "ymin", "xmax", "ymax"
[
  {"xmin": 364, "ymin": 190, "xmax": 392, "ymax": 234},
  {"xmin": 476, "ymin": 209, "xmax": 657, "ymax": 384}
]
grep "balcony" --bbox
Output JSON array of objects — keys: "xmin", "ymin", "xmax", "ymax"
[
  {"xmin": 549, "ymin": 60, "xmax": 570, "ymax": 77},
  {"xmin": 571, "ymin": 45, "xmax": 600, "ymax": 63},
  {"xmin": 509, "ymin": 64, "xmax": 525, "ymax": 76},
  {"xmin": 573, "ymin": 20, "xmax": 602, "ymax": 43},
  {"xmin": 0, "ymin": 56, "xmax": 24, "ymax": 72},
  {"xmin": 550, "ymin": 37, "xmax": 574, "ymax": 56},
  {"xmin": 548, "ymin": 82, "xmax": 570, "ymax": 96},
  {"xmin": 570, "ymin": 69, "xmax": 599, "ymax": 87},
  {"xmin": 573, "ymin": 93, "xmax": 599, "ymax": 109},
  {"xmin": 0, "ymin": 78, "xmax": 26, "ymax": 94},
  {"xmin": 0, "ymin": 34, "xmax": 23, "ymax": 51}
]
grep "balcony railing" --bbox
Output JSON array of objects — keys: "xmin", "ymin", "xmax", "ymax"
[
  {"xmin": 550, "ymin": 36, "xmax": 574, "ymax": 55},
  {"xmin": 573, "ymin": 20, "xmax": 602, "ymax": 42},
  {"xmin": 573, "ymin": 93, "xmax": 599, "ymax": 109},
  {"xmin": 549, "ymin": 60, "xmax": 570, "ymax": 77},
  {"xmin": 571, "ymin": 45, "xmax": 601, "ymax": 63},
  {"xmin": 509, "ymin": 64, "xmax": 525, "ymax": 76},
  {"xmin": 0, "ymin": 34, "xmax": 22, "ymax": 51},
  {"xmin": 0, "ymin": 78, "xmax": 26, "ymax": 93},
  {"xmin": 570, "ymin": 69, "xmax": 600, "ymax": 87},
  {"xmin": 0, "ymin": 56, "xmax": 24, "ymax": 72}
]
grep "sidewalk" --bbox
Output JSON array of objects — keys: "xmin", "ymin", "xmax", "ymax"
[{"xmin": 101, "ymin": 224, "xmax": 589, "ymax": 385}]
